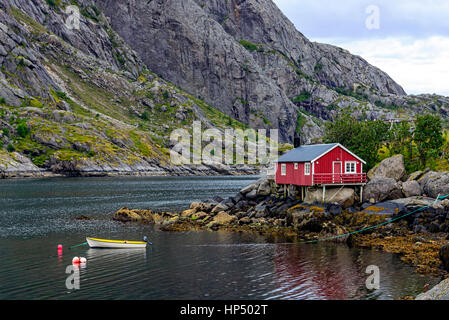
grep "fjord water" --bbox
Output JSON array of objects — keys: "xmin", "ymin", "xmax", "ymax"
[{"xmin": 0, "ymin": 176, "xmax": 438, "ymax": 300}]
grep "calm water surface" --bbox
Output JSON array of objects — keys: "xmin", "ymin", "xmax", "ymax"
[{"xmin": 0, "ymin": 176, "xmax": 439, "ymax": 300}]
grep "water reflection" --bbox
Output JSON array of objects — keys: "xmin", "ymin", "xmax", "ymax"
[{"xmin": 269, "ymin": 243, "xmax": 434, "ymax": 300}]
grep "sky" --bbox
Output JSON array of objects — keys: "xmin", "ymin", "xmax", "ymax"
[{"xmin": 273, "ymin": 0, "xmax": 449, "ymax": 96}]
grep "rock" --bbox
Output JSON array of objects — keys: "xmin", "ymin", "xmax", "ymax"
[
  {"xmin": 75, "ymin": 215, "xmax": 93, "ymax": 220},
  {"xmin": 212, "ymin": 211, "xmax": 237, "ymax": 225},
  {"xmin": 419, "ymin": 171, "xmax": 449, "ymax": 199},
  {"xmin": 416, "ymin": 278, "xmax": 449, "ymax": 300},
  {"xmin": 210, "ymin": 202, "xmax": 229, "ymax": 215},
  {"xmin": 362, "ymin": 201, "xmax": 405, "ymax": 216},
  {"xmin": 254, "ymin": 203, "xmax": 269, "ymax": 218},
  {"xmin": 113, "ymin": 207, "xmax": 154, "ymax": 223},
  {"xmin": 206, "ymin": 221, "xmax": 220, "ymax": 230},
  {"xmin": 439, "ymin": 244, "xmax": 449, "ymax": 272},
  {"xmin": 257, "ymin": 179, "xmax": 272, "ymax": 196},
  {"xmin": 192, "ymin": 211, "xmax": 208, "ymax": 220},
  {"xmin": 402, "ymin": 180, "xmax": 422, "ymax": 197},
  {"xmin": 201, "ymin": 201, "xmax": 218, "ymax": 213},
  {"xmin": 240, "ymin": 183, "xmax": 257, "ymax": 195},
  {"xmin": 239, "ymin": 217, "xmax": 251, "ymax": 225},
  {"xmin": 189, "ymin": 202, "xmax": 202, "ymax": 211},
  {"xmin": 181, "ymin": 209, "xmax": 196, "ymax": 217},
  {"xmin": 428, "ymin": 222, "xmax": 440, "ymax": 233},
  {"xmin": 367, "ymin": 154, "xmax": 407, "ymax": 181},
  {"xmin": 304, "ymin": 187, "xmax": 355, "ymax": 208},
  {"xmin": 246, "ymin": 189, "xmax": 258, "ymax": 199},
  {"xmin": 0, "ymin": 151, "xmax": 48, "ymax": 178},
  {"xmin": 327, "ymin": 204, "xmax": 343, "ymax": 216},
  {"xmin": 363, "ymin": 177, "xmax": 399, "ymax": 203}
]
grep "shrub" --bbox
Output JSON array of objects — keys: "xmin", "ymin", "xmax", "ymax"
[
  {"xmin": 45, "ymin": 0, "xmax": 61, "ymax": 7},
  {"xmin": 6, "ymin": 143, "xmax": 15, "ymax": 153},
  {"xmin": 0, "ymin": 97, "xmax": 5, "ymax": 104},
  {"xmin": 292, "ymin": 92, "xmax": 312, "ymax": 104},
  {"xmin": 16, "ymin": 121, "xmax": 29, "ymax": 138},
  {"xmin": 55, "ymin": 91, "xmax": 68, "ymax": 100},
  {"xmin": 140, "ymin": 111, "xmax": 149, "ymax": 121},
  {"xmin": 87, "ymin": 150, "xmax": 95, "ymax": 158}
]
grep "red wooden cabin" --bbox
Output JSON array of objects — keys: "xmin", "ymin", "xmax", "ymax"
[{"xmin": 275, "ymin": 143, "xmax": 366, "ymax": 187}]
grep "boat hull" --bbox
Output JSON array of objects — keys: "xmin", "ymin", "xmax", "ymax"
[{"xmin": 86, "ymin": 237, "xmax": 147, "ymax": 249}]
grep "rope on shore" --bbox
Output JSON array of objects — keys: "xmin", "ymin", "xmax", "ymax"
[{"xmin": 299, "ymin": 193, "xmax": 449, "ymax": 244}]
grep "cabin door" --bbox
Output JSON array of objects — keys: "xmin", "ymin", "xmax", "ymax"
[{"xmin": 333, "ymin": 161, "xmax": 342, "ymax": 183}]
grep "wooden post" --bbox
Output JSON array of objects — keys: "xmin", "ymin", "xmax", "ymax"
[
  {"xmin": 322, "ymin": 185, "xmax": 326, "ymax": 204},
  {"xmin": 360, "ymin": 185, "xmax": 363, "ymax": 203},
  {"xmin": 283, "ymin": 185, "xmax": 286, "ymax": 198}
]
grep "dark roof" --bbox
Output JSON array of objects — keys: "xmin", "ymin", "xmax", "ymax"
[{"xmin": 276, "ymin": 143, "xmax": 339, "ymax": 163}]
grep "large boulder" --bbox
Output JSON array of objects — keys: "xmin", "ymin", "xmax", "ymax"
[
  {"xmin": 419, "ymin": 171, "xmax": 449, "ymax": 198},
  {"xmin": 367, "ymin": 154, "xmax": 407, "ymax": 181},
  {"xmin": 304, "ymin": 187, "xmax": 355, "ymax": 208},
  {"xmin": 363, "ymin": 177, "xmax": 403, "ymax": 203},
  {"xmin": 401, "ymin": 180, "xmax": 422, "ymax": 197}
]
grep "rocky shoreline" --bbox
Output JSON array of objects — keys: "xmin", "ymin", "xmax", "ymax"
[
  {"xmin": 0, "ymin": 152, "xmax": 262, "ymax": 179},
  {"xmin": 111, "ymin": 155, "xmax": 449, "ymax": 299}
]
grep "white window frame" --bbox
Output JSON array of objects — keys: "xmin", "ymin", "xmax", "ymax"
[
  {"xmin": 281, "ymin": 163, "xmax": 286, "ymax": 176},
  {"xmin": 304, "ymin": 163, "xmax": 311, "ymax": 176},
  {"xmin": 294, "ymin": 163, "xmax": 298, "ymax": 170},
  {"xmin": 345, "ymin": 161, "xmax": 357, "ymax": 174}
]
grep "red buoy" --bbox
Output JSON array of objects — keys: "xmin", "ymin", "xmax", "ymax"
[{"xmin": 72, "ymin": 256, "xmax": 80, "ymax": 264}]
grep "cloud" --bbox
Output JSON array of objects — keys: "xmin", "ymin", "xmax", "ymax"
[
  {"xmin": 316, "ymin": 36, "xmax": 449, "ymax": 96},
  {"xmin": 273, "ymin": 0, "xmax": 449, "ymax": 39},
  {"xmin": 273, "ymin": 0, "xmax": 449, "ymax": 96}
]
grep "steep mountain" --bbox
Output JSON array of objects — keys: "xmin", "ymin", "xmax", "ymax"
[
  {"xmin": 1, "ymin": 0, "xmax": 448, "ymax": 177},
  {"xmin": 0, "ymin": 0, "xmax": 260, "ymax": 177},
  {"xmin": 96, "ymin": 0, "xmax": 448, "ymax": 143}
]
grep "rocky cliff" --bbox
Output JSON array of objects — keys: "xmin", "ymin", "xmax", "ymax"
[
  {"xmin": 96, "ymin": 0, "xmax": 449, "ymax": 144},
  {"xmin": 0, "ymin": 0, "xmax": 261, "ymax": 177}
]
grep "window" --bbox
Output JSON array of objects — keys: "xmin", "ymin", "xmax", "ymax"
[
  {"xmin": 281, "ymin": 164, "xmax": 286, "ymax": 176},
  {"xmin": 304, "ymin": 163, "xmax": 311, "ymax": 175},
  {"xmin": 345, "ymin": 161, "xmax": 357, "ymax": 174},
  {"xmin": 294, "ymin": 163, "xmax": 298, "ymax": 170}
]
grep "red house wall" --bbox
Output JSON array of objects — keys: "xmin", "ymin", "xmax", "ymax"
[
  {"xmin": 314, "ymin": 146, "xmax": 362, "ymax": 174},
  {"xmin": 275, "ymin": 162, "xmax": 313, "ymax": 186}
]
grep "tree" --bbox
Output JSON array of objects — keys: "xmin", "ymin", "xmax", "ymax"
[
  {"xmin": 323, "ymin": 110, "xmax": 389, "ymax": 169},
  {"xmin": 413, "ymin": 114, "xmax": 443, "ymax": 168}
]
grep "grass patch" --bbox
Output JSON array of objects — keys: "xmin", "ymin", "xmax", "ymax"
[{"xmin": 239, "ymin": 40, "xmax": 264, "ymax": 52}]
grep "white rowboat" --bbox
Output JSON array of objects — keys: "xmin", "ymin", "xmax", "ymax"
[{"xmin": 86, "ymin": 237, "xmax": 147, "ymax": 249}]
